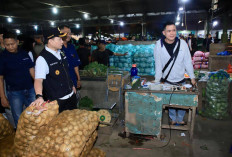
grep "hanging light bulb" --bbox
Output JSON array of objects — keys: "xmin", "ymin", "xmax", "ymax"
[
  {"xmin": 52, "ymin": 7, "xmax": 58, "ymax": 14},
  {"xmin": 7, "ymin": 17, "xmax": 12, "ymax": 23},
  {"xmin": 50, "ymin": 21, "xmax": 55, "ymax": 26},
  {"xmin": 120, "ymin": 22, "xmax": 124, "ymax": 26},
  {"xmin": 16, "ymin": 29, "xmax": 21, "ymax": 34},
  {"xmin": 76, "ymin": 24, "xmax": 80, "ymax": 28},
  {"xmin": 34, "ymin": 25, "xmax": 38, "ymax": 30}
]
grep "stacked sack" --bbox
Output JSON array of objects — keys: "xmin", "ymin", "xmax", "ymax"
[
  {"xmin": 108, "ymin": 44, "xmax": 134, "ymax": 71},
  {"xmin": 0, "ymin": 114, "xmax": 15, "ymax": 157},
  {"xmin": 25, "ymin": 109, "xmax": 101, "ymax": 157},
  {"xmin": 14, "ymin": 101, "xmax": 59, "ymax": 156},
  {"xmin": 0, "ymin": 113, "xmax": 15, "ymax": 139},
  {"xmin": 133, "ymin": 44, "xmax": 155, "ymax": 75},
  {"xmin": 192, "ymin": 51, "xmax": 210, "ymax": 69}
]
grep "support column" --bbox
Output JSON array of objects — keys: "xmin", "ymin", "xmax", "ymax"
[{"xmin": 221, "ymin": 13, "xmax": 229, "ymax": 43}]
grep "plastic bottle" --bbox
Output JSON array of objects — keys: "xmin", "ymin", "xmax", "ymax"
[{"xmin": 131, "ymin": 64, "xmax": 138, "ymax": 77}]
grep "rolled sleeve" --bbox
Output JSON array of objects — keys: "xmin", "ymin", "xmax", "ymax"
[
  {"xmin": 183, "ymin": 42, "xmax": 195, "ymax": 79},
  {"xmin": 35, "ymin": 56, "xmax": 49, "ymax": 79}
]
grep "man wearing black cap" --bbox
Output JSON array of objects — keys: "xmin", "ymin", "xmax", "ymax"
[
  {"xmin": 30, "ymin": 28, "xmax": 77, "ymax": 113},
  {"xmin": 92, "ymin": 40, "xmax": 127, "ymax": 66}
]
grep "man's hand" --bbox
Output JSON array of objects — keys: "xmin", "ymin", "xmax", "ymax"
[
  {"xmin": 77, "ymin": 80, "xmax": 81, "ymax": 89},
  {"xmin": 191, "ymin": 78, "xmax": 196, "ymax": 86},
  {"xmin": 1, "ymin": 96, "xmax": 10, "ymax": 108},
  {"xmin": 73, "ymin": 86, "xmax": 77, "ymax": 94},
  {"xmin": 30, "ymin": 97, "xmax": 44, "ymax": 107},
  {"xmin": 124, "ymin": 52, "xmax": 128, "ymax": 56}
]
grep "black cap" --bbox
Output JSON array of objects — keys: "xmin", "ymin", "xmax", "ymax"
[
  {"xmin": 44, "ymin": 27, "xmax": 67, "ymax": 40},
  {"xmin": 98, "ymin": 40, "xmax": 106, "ymax": 45}
]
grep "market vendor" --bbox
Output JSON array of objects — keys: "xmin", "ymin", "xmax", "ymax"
[
  {"xmin": 30, "ymin": 28, "xmax": 77, "ymax": 113},
  {"xmin": 92, "ymin": 40, "xmax": 128, "ymax": 66},
  {"xmin": 154, "ymin": 22, "xmax": 196, "ymax": 125}
]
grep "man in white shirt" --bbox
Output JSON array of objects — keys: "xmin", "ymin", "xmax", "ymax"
[
  {"xmin": 154, "ymin": 22, "xmax": 196, "ymax": 125},
  {"xmin": 30, "ymin": 28, "xmax": 77, "ymax": 113}
]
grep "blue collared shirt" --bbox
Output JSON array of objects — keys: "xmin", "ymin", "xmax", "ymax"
[
  {"xmin": 0, "ymin": 49, "xmax": 34, "ymax": 91},
  {"xmin": 62, "ymin": 43, "xmax": 80, "ymax": 87}
]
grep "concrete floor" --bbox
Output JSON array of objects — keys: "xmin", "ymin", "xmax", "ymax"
[{"xmin": 95, "ymin": 114, "xmax": 232, "ymax": 157}]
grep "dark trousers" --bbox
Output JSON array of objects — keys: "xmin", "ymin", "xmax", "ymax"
[{"xmin": 57, "ymin": 93, "xmax": 78, "ymax": 113}]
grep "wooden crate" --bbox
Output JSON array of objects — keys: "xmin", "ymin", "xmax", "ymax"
[{"xmin": 208, "ymin": 55, "xmax": 232, "ymax": 71}]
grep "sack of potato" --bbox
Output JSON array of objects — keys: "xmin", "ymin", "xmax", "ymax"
[
  {"xmin": 0, "ymin": 113, "xmax": 15, "ymax": 139},
  {"xmin": 26, "ymin": 109, "xmax": 99, "ymax": 157},
  {"xmin": 80, "ymin": 130, "xmax": 97, "ymax": 157},
  {"xmin": 0, "ymin": 134, "xmax": 16, "ymax": 157},
  {"xmin": 87, "ymin": 148, "xmax": 106, "ymax": 157},
  {"xmin": 14, "ymin": 101, "xmax": 59, "ymax": 156}
]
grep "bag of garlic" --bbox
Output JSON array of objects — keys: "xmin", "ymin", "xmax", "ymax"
[
  {"xmin": 25, "ymin": 109, "xmax": 99, "ymax": 157},
  {"xmin": 87, "ymin": 148, "xmax": 106, "ymax": 157},
  {"xmin": 14, "ymin": 101, "xmax": 59, "ymax": 157},
  {"xmin": 0, "ymin": 113, "xmax": 15, "ymax": 139}
]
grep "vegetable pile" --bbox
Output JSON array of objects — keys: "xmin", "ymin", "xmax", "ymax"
[
  {"xmin": 82, "ymin": 62, "xmax": 108, "ymax": 77},
  {"xmin": 14, "ymin": 101, "xmax": 59, "ymax": 156},
  {"xmin": 79, "ymin": 96, "xmax": 94, "ymax": 110},
  {"xmin": 204, "ymin": 70, "xmax": 230, "ymax": 120}
]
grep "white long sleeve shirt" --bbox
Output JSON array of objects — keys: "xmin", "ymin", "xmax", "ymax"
[{"xmin": 154, "ymin": 39, "xmax": 195, "ymax": 83}]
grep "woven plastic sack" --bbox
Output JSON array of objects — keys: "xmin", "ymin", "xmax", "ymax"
[
  {"xmin": 14, "ymin": 101, "xmax": 59, "ymax": 156},
  {"xmin": 26, "ymin": 109, "xmax": 99, "ymax": 157},
  {"xmin": 0, "ymin": 113, "xmax": 14, "ymax": 139}
]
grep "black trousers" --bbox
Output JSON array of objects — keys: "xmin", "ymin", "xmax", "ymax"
[{"xmin": 57, "ymin": 93, "xmax": 78, "ymax": 113}]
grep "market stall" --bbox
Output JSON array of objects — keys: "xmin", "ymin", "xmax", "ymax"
[{"xmin": 124, "ymin": 80, "xmax": 198, "ymax": 140}]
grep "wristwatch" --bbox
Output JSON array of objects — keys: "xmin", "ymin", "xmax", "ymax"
[{"xmin": 35, "ymin": 94, "xmax": 43, "ymax": 99}]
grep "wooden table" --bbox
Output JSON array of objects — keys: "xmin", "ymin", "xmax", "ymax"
[{"xmin": 124, "ymin": 89, "xmax": 198, "ymax": 140}]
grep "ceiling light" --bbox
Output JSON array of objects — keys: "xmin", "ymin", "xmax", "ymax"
[
  {"xmin": 177, "ymin": 15, "xmax": 180, "ymax": 21},
  {"xmin": 84, "ymin": 13, "xmax": 88, "ymax": 19},
  {"xmin": 34, "ymin": 25, "xmax": 38, "ymax": 30},
  {"xmin": 76, "ymin": 24, "xmax": 80, "ymax": 28},
  {"xmin": 213, "ymin": 21, "xmax": 218, "ymax": 27},
  {"xmin": 50, "ymin": 21, "xmax": 55, "ymax": 26},
  {"xmin": 111, "ymin": 19, "xmax": 114, "ymax": 23},
  {"xmin": 198, "ymin": 20, "xmax": 202, "ymax": 24},
  {"xmin": 179, "ymin": 7, "xmax": 184, "ymax": 11},
  {"xmin": 52, "ymin": 7, "xmax": 58, "ymax": 14},
  {"xmin": 120, "ymin": 22, "xmax": 124, "ymax": 26},
  {"xmin": 182, "ymin": 0, "xmax": 188, "ymax": 3},
  {"xmin": 175, "ymin": 22, "xmax": 180, "ymax": 25},
  {"xmin": 7, "ymin": 17, "xmax": 12, "ymax": 23},
  {"xmin": 16, "ymin": 29, "xmax": 21, "ymax": 34}
]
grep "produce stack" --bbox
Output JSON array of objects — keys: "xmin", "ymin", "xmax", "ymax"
[
  {"xmin": 0, "ymin": 114, "xmax": 15, "ymax": 156},
  {"xmin": 133, "ymin": 44, "xmax": 155, "ymax": 75},
  {"xmin": 0, "ymin": 113, "xmax": 15, "ymax": 139},
  {"xmin": 25, "ymin": 109, "xmax": 101, "ymax": 157},
  {"xmin": 192, "ymin": 51, "xmax": 210, "ymax": 69},
  {"xmin": 204, "ymin": 70, "xmax": 230, "ymax": 119},
  {"xmin": 14, "ymin": 101, "xmax": 59, "ymax": 156},
  {"xmin": 109, "ymin": 44, "xmax": 134, "ymax": 71}
]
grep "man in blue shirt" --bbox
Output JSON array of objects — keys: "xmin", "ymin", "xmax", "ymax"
[
  {"xmin": 0, "ymin": 32, "xmax": 35, "ymax": 127},
  {"xmin": 59, "ymin": 25, "xmax": 81, "ymax": 89}
]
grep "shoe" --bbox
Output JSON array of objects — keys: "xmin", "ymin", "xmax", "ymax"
[
  {"xmin": 170, "ymin": 121, "xmax": 177, "ymax": 125},
  {"xmin": 177, "ymin": 121, "xmax": 187, "ymax": 125}
]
